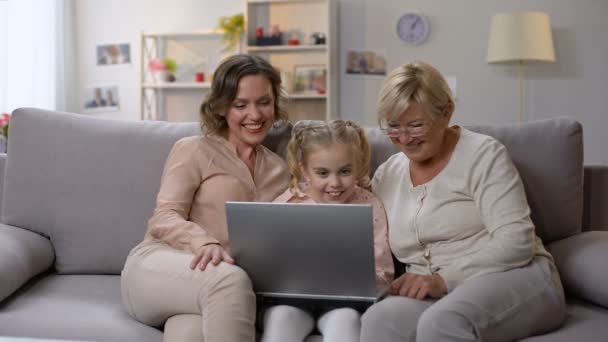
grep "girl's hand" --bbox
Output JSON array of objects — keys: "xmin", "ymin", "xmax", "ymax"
[
  {"xmin": 190, "ymin": 243, "xmax": 235, "ymax": 271},
  {"xmin": 390, "ymin": 273, "xmax": 447, "ymax": 300}
]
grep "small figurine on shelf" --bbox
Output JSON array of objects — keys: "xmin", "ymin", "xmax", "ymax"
[
  {"xmin": 287, "ymin": 30, "xmax": 302, "ymax": 46},
  {"xmin": 268, "ymin": 25, "xmax": 281, "ymax": 37},
  {"xmin": 311, "ymin": 32, "xmax": 326, "ymax": 45}
]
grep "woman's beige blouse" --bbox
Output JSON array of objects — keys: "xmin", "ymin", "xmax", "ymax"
[{"xmin": 144, "ymin": 135, "xmax": 290, "ymax": 254}]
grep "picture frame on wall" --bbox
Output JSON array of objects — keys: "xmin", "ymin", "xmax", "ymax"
[
  {"xmin": 83, "ymin": 85, "xmax": 120, "ymax": 113},
  {"xmin": 346, "ymin": 50, "xmax": 387, "ymax": 75},
  {"xmin": 96, "ymin": 43, "xmax": 131, "ymax": 66},
  {"xmin": 293, "ymin": 65, "xmax": 327, "ymax": 95}
]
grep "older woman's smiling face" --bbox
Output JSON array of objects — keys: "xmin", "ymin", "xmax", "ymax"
[{"xmin": 388, "ymin": 102, "xmax": 451, "ymax": 164}]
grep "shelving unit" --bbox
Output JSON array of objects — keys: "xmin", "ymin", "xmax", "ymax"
[
  {"xmin": 140, "ymin": 30, "xmax": 232, "ymax": 121},
  {"xmin": 245, "ymin": 0, "xmax": 338, "ymax": 122}
]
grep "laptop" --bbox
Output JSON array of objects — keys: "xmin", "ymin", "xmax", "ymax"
[{"xmin": 225, "ymin": 201, "xmax": 390, "ymax": 310}]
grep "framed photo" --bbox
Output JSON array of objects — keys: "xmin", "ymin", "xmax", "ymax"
[
  {"xmin": 96, "ymin": 43, "xmax": 131, "ymax": 66},
  {"xmin": 83, "ymin": 85, "xmax": 120, "ymax": 113},
  {"xmin": 346, "ymin": 50, "xmax": 387, "ymax": 75},
  {"xmin": 293, "ymin": 65, "xmax": 327, "ymax": 95}
]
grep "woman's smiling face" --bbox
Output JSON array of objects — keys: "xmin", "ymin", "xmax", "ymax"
[
  {"xmin": 387, "ymin": 102, "xmax": 450, "ymax": 163},
  {"xmin": 225, "ymin": 74, "xmax": 275, "ymax": 150}
]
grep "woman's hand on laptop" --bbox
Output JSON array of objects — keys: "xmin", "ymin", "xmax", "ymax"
[
  {"xmin": 190, "ymin": 243, "xmax": 235, "ymax": 271},
  {"xmin": 390, "ymin": 273, "xmax": 447, "ymax": 300}
]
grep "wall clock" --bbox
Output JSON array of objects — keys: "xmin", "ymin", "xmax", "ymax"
[{"xmin": 397, "ymin": 13, "xmax": 430, "ymax": 45}]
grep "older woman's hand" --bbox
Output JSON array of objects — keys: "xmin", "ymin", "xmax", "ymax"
[
  {"xmin": 391, "ymin": 273, "xmax": 447, "ymax": 300},
  {"xmin": 190, "ymin": 243, "xmax": 235, "ymax": 271}
]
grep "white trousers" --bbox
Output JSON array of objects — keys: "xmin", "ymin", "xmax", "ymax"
[{"xmin": 261, "ymin": 305, "xmax": 361, "ymax": 342}]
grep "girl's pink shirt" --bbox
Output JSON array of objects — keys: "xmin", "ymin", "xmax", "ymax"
[{"xmin": 274, "ymin": 185, "xmax": 395, "ymax": 288}]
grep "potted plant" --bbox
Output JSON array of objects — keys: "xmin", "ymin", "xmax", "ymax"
[
  {"xmin": 217, "ymin": 13, "xmax": 244, "ymax": 51},
  {"xmin": 163, "ymin": 58, "xmax": 177, "ymax": 82},
  {"xmin": 148, "ymin": 58, "xmax": 178, "ymax": 82}
]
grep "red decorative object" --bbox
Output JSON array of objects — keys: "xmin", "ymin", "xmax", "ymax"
[
  {"xmin": 256, "ymin": 27, "xmax": 264, "ymax": 38},
  {"xmin": 195, "ymin": 72, "xmax": 205, "ymax": 83},
  {"xmin": 288, "ymin": 39, "xmax": 300, "ymax": 45}
]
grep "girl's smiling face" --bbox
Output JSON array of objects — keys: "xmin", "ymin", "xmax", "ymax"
[{"xmin": 301, "ymin": 143, "xmax": 357, "ymax": 203}]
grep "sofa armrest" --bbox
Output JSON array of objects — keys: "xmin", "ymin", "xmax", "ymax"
[
  {"xmin": 0, "ymin": 223, "xmax": 54, "ymax": 302},
  {"xmin": 547, "ymin": 231, "xmax": 608, "ymax": 309},
  {"xmin": 583, "ymin": 165, "xmax": 608, "ymax": 231}
]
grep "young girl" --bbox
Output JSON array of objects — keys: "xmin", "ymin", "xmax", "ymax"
[{"xmin": 261, "ymin": 120, "xmax": 394, "ymax": 342}]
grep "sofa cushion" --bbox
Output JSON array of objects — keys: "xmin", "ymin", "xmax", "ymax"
[
  {"xmin": 0, "ymin": 223, "xmax": 54, "ymax": 302},
  {"xmin": 519, "ymin": 298, "xmax": 608, "ymax": 342},
  {"xmin": 366, "ymin": 117, "xmax": 583, "ymax": 243},
  {"xmin": 2, "ymin": 108, "xmax": 291, "ymax": 274},
  {"xmin": 547, "ymin": 231, "xmax": 608, "ymax": 309},
  {"xmin": 0, "ymin": 274, "xmax": 162, "ymax": 341},
  {"xmin": 467, "ymin": 118, "xmax": 583, "ymax": 243}
]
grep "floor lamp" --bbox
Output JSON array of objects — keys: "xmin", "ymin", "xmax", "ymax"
[{"xmin": 487, "ymin": 12, "xmax": 556, "ymax": 122}]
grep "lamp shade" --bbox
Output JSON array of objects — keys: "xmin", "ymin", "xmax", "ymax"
[{"xmin": 487, "ymin": 12, "xmax": 555, "ymax": 63}]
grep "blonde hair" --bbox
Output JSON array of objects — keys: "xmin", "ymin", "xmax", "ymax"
[
  {"xmin": 377, "ymin": 61, "xmax": 454, "ymax": 123},
  {"xmin": 199, "ymin": 54, "xmax": 288, "ymax": 136},
  {"xmin": 286, "ymin": 120, "xmax": 371, "ymax": 193}
]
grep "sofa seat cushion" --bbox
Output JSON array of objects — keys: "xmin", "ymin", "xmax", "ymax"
[
  {"xmin": 0, "ymin": 274, "xmax": 162, "ymax": 342},
  {"xmin": 519, "ymin": 298, "xmax": 608, "ymax": 342}
]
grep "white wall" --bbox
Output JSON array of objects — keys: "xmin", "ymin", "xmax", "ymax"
[
  {"xmin": 73, "ymin": 0, "xmax": 243, "ymax": 121},
  {"xmin": 339, "ymin": 0, "xmax": 608, "ymax": 164},
  {"xmin": 73, "ymin": 0, "xmax": 608, "ymax": 164}
]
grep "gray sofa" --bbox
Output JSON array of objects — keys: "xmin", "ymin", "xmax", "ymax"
[{"xmin": 0, "ymin": 107, "xmax": 607, "ymax": 341}]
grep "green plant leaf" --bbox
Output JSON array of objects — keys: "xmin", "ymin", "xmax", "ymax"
[
  {"xmin": 217, "ymin": 13, "xmax": 244, "ymax": 51},
  {"xmin": 163, "ymin": 58, "xmax": 178, "ymax": 73}
]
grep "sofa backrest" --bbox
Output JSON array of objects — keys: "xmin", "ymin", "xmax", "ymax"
[
  {"xmin": 1, "ymin": 108, "xmax": 290, "ymax": 274},
  {"xmin": 365, "ymin": 117, "xmax": 584, "ymax": 243},
  {"xmin": 1, "ymin": 109, "xmax": 582, "ymax": 274}
]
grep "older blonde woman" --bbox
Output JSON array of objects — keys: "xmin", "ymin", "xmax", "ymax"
[{"xmin": 361, "ymin": 61, "xmax": 566, "ymax": 342}]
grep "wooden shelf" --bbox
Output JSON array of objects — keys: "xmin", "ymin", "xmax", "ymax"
[
  {"xmin": 248, "ymin": 0, "xmax": 326, "ymax": 4},
  {"xmin": 142, "ymin": 30, "xmax": 224, "ymax": 38},
  {"xmin": 247, "ymin": 44, "xmax": 327, "ymax": 53},
  {"xmin": 287, "ymin": 93, "xmax": 327, "ymax": 100},
  {"xmin": 246, "ymin": 0, "xmax": 337, "ymax": 121},
  {"xmin": 142, "ymin": 82, "xmax": 211, "ymax": 89}
]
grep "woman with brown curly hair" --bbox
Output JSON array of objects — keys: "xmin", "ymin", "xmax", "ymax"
[{"xmin": 121, "ymin": 54, "xmax": 290, "ymax": 342}]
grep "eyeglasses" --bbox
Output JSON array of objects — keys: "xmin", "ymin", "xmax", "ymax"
[{"xmin": 379, "ymin": 119, "xmax": 429, "ymax": 138}]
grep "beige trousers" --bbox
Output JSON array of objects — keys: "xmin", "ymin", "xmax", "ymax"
[{"xmin": 120, "ymin": 241, "xmax": 256, "ymax": 342}]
